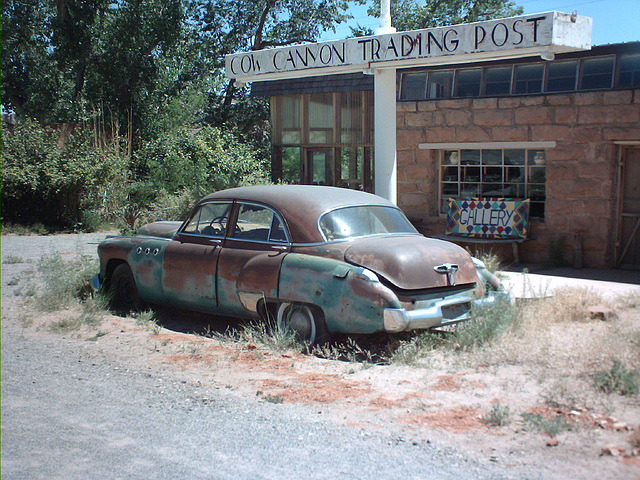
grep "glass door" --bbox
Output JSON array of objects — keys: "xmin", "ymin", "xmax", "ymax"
[{"xmin": 305, "ymin": 149, "xmax": 334, "ymax": 186}]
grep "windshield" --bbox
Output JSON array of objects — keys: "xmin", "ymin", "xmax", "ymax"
[{"xmin": 319, "ymin": 205, "xmax": 418, "ymax": 241}]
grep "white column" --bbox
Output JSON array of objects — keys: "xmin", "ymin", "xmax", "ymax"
[
  {"xmin": 373, "ymin": 68, "xmax": 397, "ymax": 204},
  {"xmin": 373, "ymin": 1, "xmax": 397, "ymax": 204}
]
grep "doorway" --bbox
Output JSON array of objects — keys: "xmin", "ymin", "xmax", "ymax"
[
  {"xmin": 616, "ymin": 146, "xmax": 640, "ymax": 268},
  {"xmin": 305, "ymin": 149, "xmax": 334, "ymax": 186}
]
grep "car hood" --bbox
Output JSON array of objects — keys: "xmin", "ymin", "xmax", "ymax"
[{"xmin": 344, "ymin": 235, "xmax": 478, "ymax": 290}]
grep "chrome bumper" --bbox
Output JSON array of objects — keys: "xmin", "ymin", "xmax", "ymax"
[{"xmin": 383, "ymin": 291, "xmax": 510, "ymax": 333}]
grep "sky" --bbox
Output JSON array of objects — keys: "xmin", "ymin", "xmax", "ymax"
[{"xmin": 320, "ymin": 0, "xmax": 640, "ymax": 46}]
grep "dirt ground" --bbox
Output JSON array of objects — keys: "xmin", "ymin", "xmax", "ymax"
[
  {"xmin": 4, "ymin": 305, "xmax": 639, "ymax": 479},
  {"xmin": 2, "ymin": 234, "xmax": 640, "ymax": 479}
]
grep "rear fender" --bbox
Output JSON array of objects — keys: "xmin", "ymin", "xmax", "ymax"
[{"xmin": 278, "ymin": 254, "xmax": 400, "ymax": 334}]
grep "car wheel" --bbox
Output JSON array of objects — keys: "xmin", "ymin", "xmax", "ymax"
[
  {"xmin": 276, "ymin": 303, "xmax": 329, "ymax": 345},
  {"xmin": 109, "ymin": 263, "xmax": 142, "ymax": 313}
]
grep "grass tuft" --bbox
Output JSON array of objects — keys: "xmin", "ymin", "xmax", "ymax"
[
  {"xmin": 218, "ymin": 318, "xmax": 302, "ymax": 353},
  {"xmin": 34, "ymin": 253, "xmax": 99, "ymax": 312},
  {"xmin": 3, "ymin": 255, "xmax": 25, "ymax": 264},
  {"xmin": 521, "ymin": 413, "xmax": 572, "ymax": 437},
  {"xmin": 263, "ymin": 394, "xmax": 284, "ymax": 404},
  {"xmin": 133, "ymin": 309, "xmax": 162, "ymax": 334},
  {"xmin": 482, "ymin": 402, "xmax": 511, "ymax": 427}
]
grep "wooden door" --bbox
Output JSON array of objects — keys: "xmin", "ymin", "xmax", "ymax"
[{"xmin": 617, "ymin": 147, "xmax": 640, "ymax": 268}]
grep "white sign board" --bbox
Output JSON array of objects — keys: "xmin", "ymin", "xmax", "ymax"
[{"xmin": 225, "ymin": 11, "xmax": 592, "ymax": 82}]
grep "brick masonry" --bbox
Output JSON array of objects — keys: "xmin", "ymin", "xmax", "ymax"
[{"xmin": 396, "ymin": 89, "xmax": 640, "ymax": 268}]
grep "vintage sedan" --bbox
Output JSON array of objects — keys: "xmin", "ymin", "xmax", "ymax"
[{"xmin": 97, "ymin": 185, "xmax": 506, "ymax": 343}]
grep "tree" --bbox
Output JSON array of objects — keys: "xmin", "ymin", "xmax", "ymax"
[
  {"xmin": 353, "ymin": 0, "xmax": 523, "ymax": 34},
  {"xmin": 2, "ymin": 0, "xmax": 185, "ymax": 144},
  {"xmin": 1, "ymin": 0, "xmax": 64, "ymax": 121},
  {"xmin": 195, "ymin": 0, "xmax": 352, "ymax": 124}
]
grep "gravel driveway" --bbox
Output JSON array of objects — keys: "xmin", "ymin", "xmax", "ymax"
[{"xmin": 1, "ymin": 233, "xmax": 546, "ymax": 479}]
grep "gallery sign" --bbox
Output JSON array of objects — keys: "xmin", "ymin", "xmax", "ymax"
[
  {"xmin": 226, "ymin": 11, "xmax": 592, "ymax": 81},
  {"xmin": 445, "ymin": 198, "xmax": 530, "ymax": 240}
]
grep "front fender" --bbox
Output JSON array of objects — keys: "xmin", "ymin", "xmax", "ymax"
[
  {"xmin": 98, "ymin": 236, "xmax": 168, "ymax": 303},
  {"xmin": 278, "ymin": 254, "xmax": 400, "ymax": 334}
]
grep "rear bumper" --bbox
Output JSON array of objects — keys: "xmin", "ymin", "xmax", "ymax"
[{"xmin": 383, "ymin": 291, "xmax": 510, "ymax": 332}]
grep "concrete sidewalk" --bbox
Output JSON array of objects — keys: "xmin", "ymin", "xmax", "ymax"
[{"xmin": 500, "ymin": 266, "xmax": 640, "ymax": 299}]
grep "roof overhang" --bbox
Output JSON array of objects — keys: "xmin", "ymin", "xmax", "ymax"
[{"xmin": 225, "ymin": 11, "xmax": 592, "ymax": 83}]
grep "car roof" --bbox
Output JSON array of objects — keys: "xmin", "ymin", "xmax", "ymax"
[{"xmin": 200, "ymin": 185, "xmax": 398, "ymax": 244}]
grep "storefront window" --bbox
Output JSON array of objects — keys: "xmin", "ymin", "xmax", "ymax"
[
  {"xmin": 440, "ymin": 149, "xmax": 546, "ymax": 218},
  {"xmin": 277, "ymin": 95, "xmax": 301, "ymax": 144},
  {"xmin": 341, "ymin": 92, "xmax": 363, "ymax": 144},
  {"xmin": 271, "ymin": 91, "xmax": 374, "ymax": 191},
  {"xmin": 281, "ymin": 147, "xmax": 301, "ymax": 184},
  {"xmin": 309, "ymin": 93, "xmax": 334, "ymax": 144}
]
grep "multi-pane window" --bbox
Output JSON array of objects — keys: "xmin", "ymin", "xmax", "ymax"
[
  {"xmin": 546, "ymin": 60, "xmax": 578, "ymax": 92},
  {"xmin": 513, "ymin": 63, "xmax": 544, "ymax": 94},
  {"xmin": 440, "ymin": 149, "xmax": 546, "ymax": 218},
  {"xmin": 483, "ymin": 66, "xmax": 512, "ymax": 95},
  {"xmin": 453, "ymin": 68, "xmax": 482, "ymax": 97},
  {"xmin": 618, "ymin": 54, "xmax": 640, "ymax": 87},
  {"xmin": 580, "ymin": 56, "xmax": 615, "ymax": 89},
  {"xmin": 399, "ymin": 51, "xmax": 639, "ymax": 100},
  {"xmin": 271, "ymin": 91, "xmax": 374, "ymax": 192},
  {"xmin": 427, "ymin": 70, "xmax": 454, "ymax": 99}
]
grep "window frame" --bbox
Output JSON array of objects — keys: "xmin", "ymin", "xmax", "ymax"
[
  {"xmin": 438, "ymin": 148, "xmax": 547, "ymax": 220},
  {"xmin": 230, "ymin": 201, "xmax": 291, "ymax": 245}
]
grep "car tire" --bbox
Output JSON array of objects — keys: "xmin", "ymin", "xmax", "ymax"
[
  {"xmin": 109, "ymin": 263, "xmax": 143, "ymax": 313},
  {"xmin": 276, "ymin": 303, "xmax": 329, "ymax": 345}
]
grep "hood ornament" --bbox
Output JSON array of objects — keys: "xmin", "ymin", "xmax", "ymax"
[{"xmin": 434, "ymin": 263, "xmax": 459, "ymax": 286}]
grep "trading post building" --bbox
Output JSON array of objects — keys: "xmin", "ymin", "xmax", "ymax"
[{"xmin": 227, "ymin": 12, "xmax": 640, "ymax": 269}]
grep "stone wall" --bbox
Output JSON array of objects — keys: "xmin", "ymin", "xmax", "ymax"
[{"xmin": 396, "ymin": 89, "xmax": 640, "ymax": 268}]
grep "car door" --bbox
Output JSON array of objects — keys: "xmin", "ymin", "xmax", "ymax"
[
  {"xmin": 161, "ymin": 201, "xmax": 233, "ymax": 311},
  {"xmin": 216, "ymin": 202, "xmax": 290, "ymax": 317}
]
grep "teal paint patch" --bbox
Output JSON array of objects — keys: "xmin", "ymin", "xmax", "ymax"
[{"xmin": 279, "ymin": 254, "xmax": 389, "ymax": 334}]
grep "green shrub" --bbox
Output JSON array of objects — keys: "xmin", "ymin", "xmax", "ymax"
[
  {"xmin": 593, "ymin": 359, "xmax": 638, "ymax": 396},
  {"xmin": 1, "ymin": 119, "xmax": 129, "ymax": 231},
  {"xmin": 133, "ymin": 126, "xmax": 269, "ymax": 201}
]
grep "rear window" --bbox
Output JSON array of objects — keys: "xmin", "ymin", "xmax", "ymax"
[{"xmin": 319, "ymin": 206, "xmax": 417, "ymax": 241}]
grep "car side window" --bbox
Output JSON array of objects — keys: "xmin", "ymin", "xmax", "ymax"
[
  {"xmin": 182, "ymin": 202, "xmax": 233, "ymax": 237},
  {"xmin": 234, "ymin": 203, "xmax": 289, "ymax": 244}
]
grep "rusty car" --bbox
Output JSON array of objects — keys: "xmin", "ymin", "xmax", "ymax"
[{"xmin": 97, "ymin": 185, "xmax": 506, "ymax": 343}]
